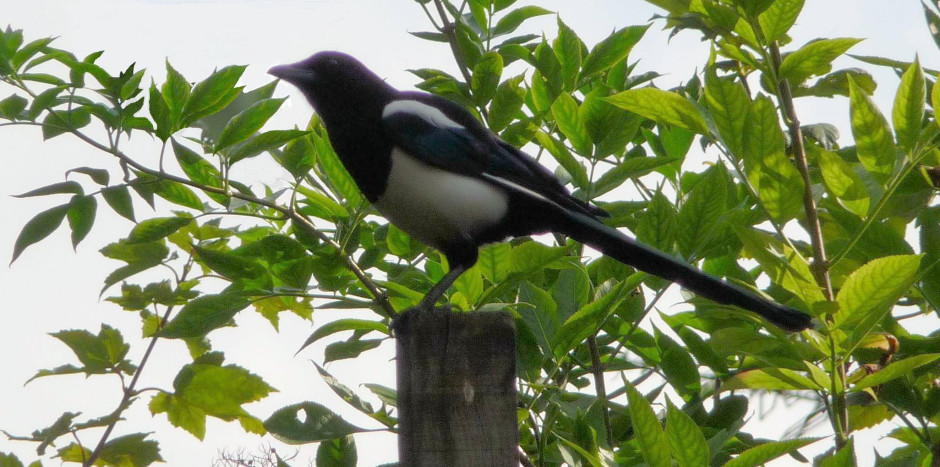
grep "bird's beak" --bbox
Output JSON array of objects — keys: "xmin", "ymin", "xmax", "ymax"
[{"xmin": 268, "ymin": 63, "xmax": 314, "ymax": 86}]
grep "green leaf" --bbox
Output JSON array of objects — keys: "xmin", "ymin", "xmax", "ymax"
[
  {"xmin": 592, "ymin": 156, "xmax": 677, "ymax": 198},
  {"xmin": 265, "ymin": 402, "xmax": 364, "ymax": 444},
  {"xmin": 743, "ymin": 96, "xmax": 803, "ymax": 222},
  {"xmin": 849, "ymin": 75, "xmax": 896, "ymax": 183},
  {"xmin": 535, "ymin": 131, "xmax": 589, "ymax": 188},
  {"xmin": 551, "ymin": 92, "xmax": 593, "ymax": 155},
  {"xmin": 0, "ymin": 94, "xmax": 28, "ymax": 119},
  {"xmin": 298, "ymin": 319, "xmax": 388, "ymax": 353},
  {"xmin": 194, "ymin": 245, "xmax": 265, "ymax": 280},
  {"xmin": 625, "ymin": 381, "xmax": 671, "ymax": 467},
  {"xmin": 101, "ymin": 185, "xmax": 136, "ymax": 221},
  {"xmin": 581, "ymin": 25, "xmax": 648, "ymax": 79},
  {"xmin": 180, "ymin": 64, "xmax": 247, "ymax": 125},
  {"xmin": 488, "ymin": 74, "xmax": 525, "ymax": 132},
  {"xmin": 324, "ymin": 339, "xmax": 383, "ymax": 363},
  {"xmin": 552, "ymin": 278, "xmax": 634, "ymax": 357},
  {"xmin": 704, "ymin": 67, "xmax": 750, "ymax": 158},
  {"xmin": 834, "ymin": 254, "xmax": 921, "ymax": 332},
  {"xmin": 127, "ymin": 216, "xmax": 193, "ymax": 244},
  {"xmin": 722, "ymin": 368, "xmax": 822, "ymax": 391},
  {"xmin": 553, "ymin": 17, "xmax": 582, "ymax": 91},
  {"xmin": 10, "ymin": 203, "xmax": 69, "ymax": 263},
  {"xmin": 492, "ymin": 5, "xmax": 552, "ymax": 37},
  {"xmin": 159, "ymin": 293, "xmax": 252, "ymax": 338},
  {"xmin": 471, "ymin": 51, "xmax": 503, "ymax": 104},
  {"xmin": 162, "ymin": 60, "xmax": 191, "ymax": 127},
  {"xmin": 723, "ymin": 438, "xmax": 820, "ymax": 467},
  {"xmin": 47, "ymin": 324, "xmax": 130, "ymax": 375},
  {"xmin": 812, "ymin": 145, "xmax": 869, "ymax": 217},
  {"xmin": 656, "ymin": 327, "xmax": 701, "ymax": 397},
  {"xmin": 605, "ymin": 88, "xmax": 707, "ymax": 135},
  {"xmin": 677, "ymin": 165, "xmax": 727, "ymax": 258},
  {"xmin": 280, "ymin": 133, "xmax": 318, "ymax": 178},
  {"xmin": 67, "ymin": 195, "xmax": 96, "ymax": 248},
  {"xmin": 314, "ymin": 132, "xmax": 362, "ymax": 206},
  {"xmin": 316, "ymin": 436, "xmax": 357, "ymax": 467},
  {"xmin": 737, "ymin": 227, "xmax": 824, "ymax": 307},
  {"xmin": 636, "ymin": 191, "xmax": 677, "ymax": 253},
  {"xmin": 215, "ymin": 97, "xmax": 286, "ymax": 151},
  {"xmin": 778, "ymin": 38, "xmax": 862, "ymax": 85},
  {"xmin": 819, "ymin": 438, "xmax": 856, "ymax": 467},
  {"xmin": 149, "ymin": 392, "xmax": 206, "ymax": 440},
  {"xmin": 67, "ymin": 167, "xmax": 109, "ymax": 185},
  {"xmin": 385, "ymin": 224, "xmax": 413, "ymax": 257},
  {"xmin": 758, "ymin": 0, "xmax": 804, "ymax": 43},
  {"xmin": 230, "ymin": 129, "xmax": 309, "ymax": 163},
  {"xmin": 853, "ymin": 353, "xmax": 940, "ymax": 390},
  {"xmin": 174, "ymin": 363, "xmax": 274, "ymax": 418},
  {"xmin": 665, "ymin": 398, "xmax": 708, "ymax": 467},
  {"xmin": 314, "ymin": 363, "xmax": 376, "ymax": 416},
  {"xmin": 42, "ymin": 108, "xmax": 90, "ymax": 139},
  {"xmin": 96, "ymin": 433, "xmax": 163, "ymax": 467},
  {"xmin": 149, "ymin": 81, "xmax": 172, "ymax": 141},
  {"xmin": 891, "ymin": 57, "xmax": 925, "ymax": 153},
  {"xmin": 27, "ymin": 85, "xmax": 66, "ymax": 120},
  {"xmin": 0, "ymin": 452, "xmax": 25, "ymax": 467},
  {"xmin": 477, "ymin": 242, "xmax": 512, "ymax": 284},
  {"xmin": 13, "ymin": 181, "xmax": 83, "ymax": 198}
]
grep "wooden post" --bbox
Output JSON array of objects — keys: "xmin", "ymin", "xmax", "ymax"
[{"xmin": 395, "ymin": 308, "xmax": 518, "ymax": 466}]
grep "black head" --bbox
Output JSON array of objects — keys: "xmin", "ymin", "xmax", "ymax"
[{"xmin": 268, "ymin": 51, "xmax": 396, "ymax": 120}]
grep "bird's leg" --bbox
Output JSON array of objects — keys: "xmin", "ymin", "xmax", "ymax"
[{"xmin": 418, "ymin": 263, "xmax": 467, "ymax": 310}]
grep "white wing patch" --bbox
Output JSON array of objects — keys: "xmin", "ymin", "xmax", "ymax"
[{"xmin": 382, "ymin": 100, "xmax": 464, "ymax": 129}]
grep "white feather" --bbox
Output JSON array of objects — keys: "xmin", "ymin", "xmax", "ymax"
[
  {"xmin": 382, "ymin": 100, "xmax": 464, "ymax": 129},
  {"xmin": 374, "ymin": 148, "xmax": 508, "ymax": 248}
]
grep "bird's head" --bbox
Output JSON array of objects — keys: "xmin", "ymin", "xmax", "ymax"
[{"xmin": 268, "ymin": 51, "xmax": 394, "ymax": 119}]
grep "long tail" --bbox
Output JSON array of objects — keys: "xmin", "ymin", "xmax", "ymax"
[{"xmin": 555, "ymin": 210, "xmax": 812, "ymax": 332}]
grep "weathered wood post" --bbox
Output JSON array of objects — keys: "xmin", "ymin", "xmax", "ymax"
[{"xmin": 395, "ymin": 308, "xmax": 518, "ymax": 466}]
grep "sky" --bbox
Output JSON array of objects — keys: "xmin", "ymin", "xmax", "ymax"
[{"xmin": 1, "ymin": 0, "xmax": 938, "ymax": 465}]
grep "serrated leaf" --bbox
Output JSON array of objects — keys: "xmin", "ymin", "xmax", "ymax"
[
  {"xmin": 778, "ymin": 38, "xmax": 862, "ymax": 85},
  {"xmin": 605, "ymin": 88, "xmax": 707, "ymax": 135},
  {"xmin": 722, "ymin": 368, "xmax": 822, "ymax": 391},
  {"xmin": 126, "ymin": 216, "xmax": 193, "ymax": 244},
  {"xmin": 744, "ymin": 96, "xmax": 803, "ymax": 222},
  {"xmin": 96, "ymin": 433, "xmax": 163, "ymax": 467},
  {"xmin": 324, "ymin": 339, "xmax": 383, "ymax": 363},
  {"xmin": 853, "ymin": 353, "xmax": 940, "ymax": 390},
  {"xmin": 11, "ymin": 203, "xmax": 69, "ymax": 263},
  {"xmin": 758, "ymin": 0, "xmax": 804, "ymax": 43},
  {"xmin": 298, "ymin": 319, "xmax": 388, "ymax": 353},
  {"xmin": 724, "ymin": 438, "xmax": 820, "ymax": 467},
  {"xmin": 704, "ymin": 67, "xmax": 749, "ymax": 158},
  {"xmin": 265, "ymin": 402, "xmax": 364, "ymax": 444},
  {"xmin": 849, "ymin": 76, "xmax": 896, "ymax": 184},
  {"xmin": 159, "ymin": 293, "xmax": 251, "ymax": 338},
  {"xmin": 678, "ymin": 166, "xmax": 727, "ymax": 258},
  {"xmin": 593, "ymin": 156, "xmax": 677, "ymax": 198},
  {"xmin": 216, "ymin": 97, "xmax": 286, "ymax": 151},
  {"xmin": 665, "ymin": 398, "xmax": 708, "ymax": 467},
  {"xmin": 551, "ymin": 92, "xmax": 593, "ymax": 155},
  {"xmin": 813, "ymin": 145, "xmax": 869, "ymax": 217},
  {"xmin": 834, "ymin": 254, "xmax": 921, "ymax": 332},
  {"xmin": 892, "ymin": 57, "xmax": 925, "ymax": 153},
  {"xmin": 625, "ymin": 381, "xmax": 671, "ymax": 467},
  {"xmin": 492, "ymin": 5, "xmax": 552, "ymax": 37},
  {"xmin": 230, "ymin": 129, "xmax": 309, "ymax": 163},
  {"xmin": 552, "ymin": 278, "xmax": 634, "ymax": 357},
  {"xmin": 174, "ymin": 363, "xmax": 274, "ymax": 418},
  {"xmin": 149, "ymin": 392, "xmax": 207, "ymax": 440},
  {"xmin": 478, "ymin": 242, "xmax": 511, "ymax": 284},
  {"xmin": 180, "ymin": 64, "xmax": 247, "ymax": 125},
  {"xmin": 471, "ymin": 51, "xmax": 503, "ymax": 104},
  {"xmin": 581, "ymin": 25, "xmax": 648, "ymax": 79},
  {"xmin": 316, "ymin": 436, "xmax": 357, "ymax": 467}
]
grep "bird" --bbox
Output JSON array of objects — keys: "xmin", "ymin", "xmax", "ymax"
[{"xmin": 268, "ymin": 51, "xmax": 813, "ymax": 332}]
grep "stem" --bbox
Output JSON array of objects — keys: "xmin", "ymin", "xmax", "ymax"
[
  {"xmin": 587, "ymin": 335, "xmax": 614, "ymax": 449},
  {"xmin": 769, "ymin": 40, "xmax": 845, "ymax": 448},
  {"xmin": 430, "ymin": 0, "xmax": 489, "ymax": 119}
]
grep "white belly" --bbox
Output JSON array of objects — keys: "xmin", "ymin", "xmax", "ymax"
[{"xmin": 374, "ymin": 148, "xmax": 509, "ymax": 249}]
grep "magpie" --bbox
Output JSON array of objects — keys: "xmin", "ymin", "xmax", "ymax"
[{"xmin": 268, "ymin": 51, "xmax": 813, "ymax": 332}]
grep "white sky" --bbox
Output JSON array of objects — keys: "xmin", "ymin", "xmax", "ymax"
[{"xmin": 1, "ymin": 1, "xmax": 937, "ymax": 465}]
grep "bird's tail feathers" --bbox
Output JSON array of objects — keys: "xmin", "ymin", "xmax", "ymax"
[{"xmin": 556, "ymin": 210, "xmax": 812, "ymax": 332}]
